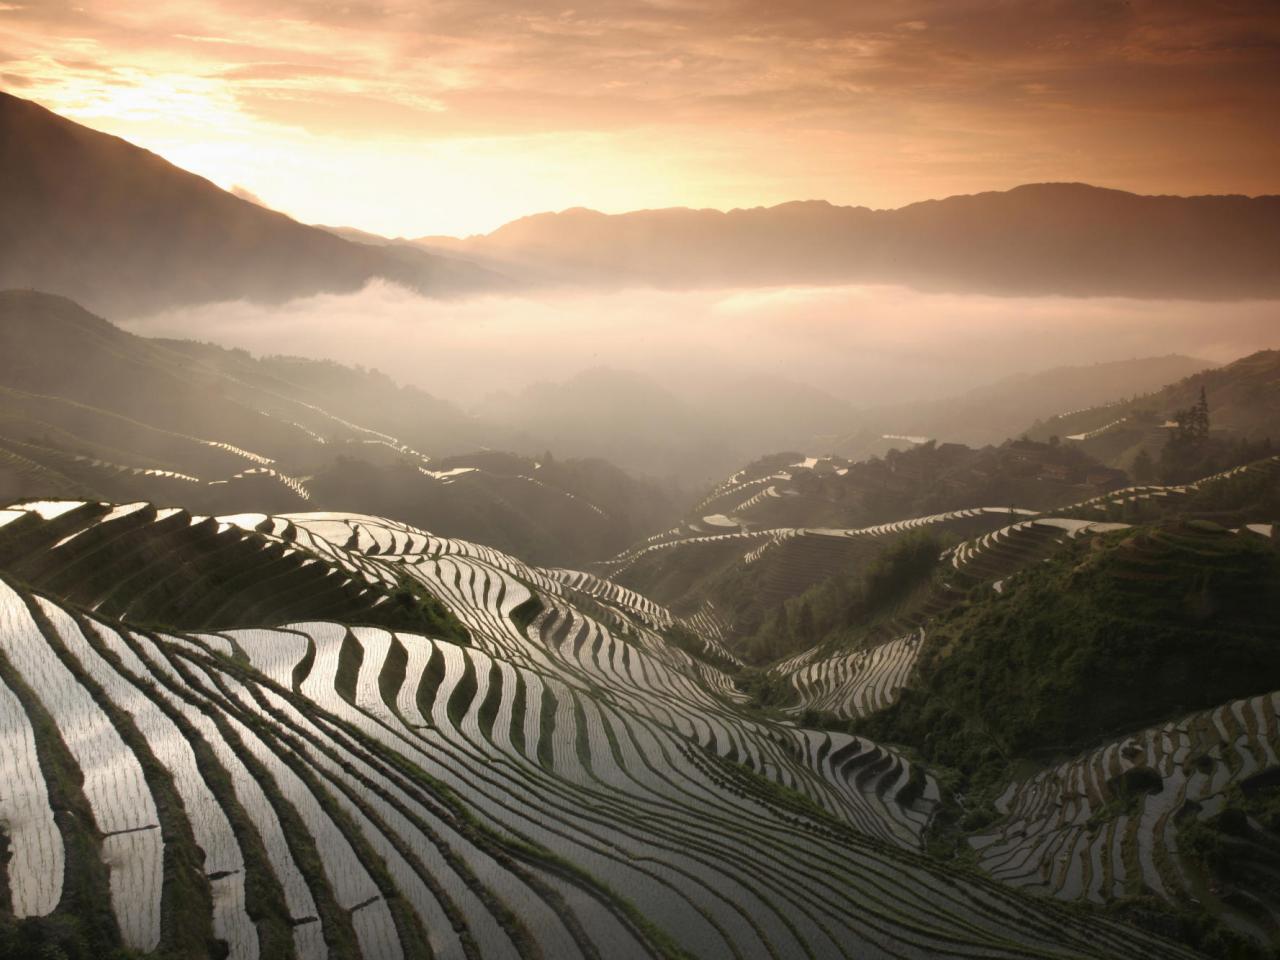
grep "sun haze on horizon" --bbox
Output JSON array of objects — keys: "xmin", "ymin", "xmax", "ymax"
[{"xmin": 3, "ymin": 0, "xmax": 1278, "ymax": 237}]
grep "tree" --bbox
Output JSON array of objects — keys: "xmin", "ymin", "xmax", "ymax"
[
  {"xmin": 1131, "ymin": 447, "xmax": 1155, "ymax": 482},
  {"xmin": 794, "ymin": 601, "xmax": 815, "ymax": 641},
  {"xmin": 1160, "ymin": 387, "xmax": 1211, "ymax": 482},
  {"xmin": 775, "ymin": 603, "xmax": 790, "ymax": 640},
  {"xmin": 1189, "ymin": 386, "xmax": 1210, "ymax": 441}
]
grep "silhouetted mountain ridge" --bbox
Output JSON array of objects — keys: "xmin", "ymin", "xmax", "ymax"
[
  {"xmin": 0, "ymin": 92, "xmax": 505, "ymax": 316},
  {"xmin": 426, "ymin": 182, "xmax": 1280, "ymax": 298}
]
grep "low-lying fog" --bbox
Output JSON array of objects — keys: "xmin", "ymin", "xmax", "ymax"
[
  {"xmin": 129, "ymin": 280, "xmax": 1275, "ymax": 408},
  {"xmin": 125, "ymin": 281, "xmax": 1279, "ymax": 478}
]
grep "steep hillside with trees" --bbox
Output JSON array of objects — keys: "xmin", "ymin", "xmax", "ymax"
[
  {"xmin": 861, "ymin": 521, "xmax": 1280, "ymax": 788},
  {"xmin": 1028, "ymin": 351, "xmax": 1280, "ymax": 478}
]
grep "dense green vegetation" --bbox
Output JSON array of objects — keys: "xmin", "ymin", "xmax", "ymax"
[
  {"xmin": 508, "ymin": 594, "xmax": 544, "ymax": 633},
  {"xmin": 1181, "ymin": 781, "xmax": 1280, "ymax": 944},
  {"xmin": 1156, "ymin": 387, "xmax": 1277, "ymax": 484},
  {"xmin": 861, "ymin": 522, "xmax": 1280, "ymax": 791},
  {"xmin": 1180, "ymin": 460, "xmax": 1280, "ymax": 522},
  {"xmin": 0, "ymin": 915, "xmax": 140, "ymax": 960},
  {"xmin": 743, "ymin": 531, "xmax": 943, "ymax": 662},
  {"xmin": 388, "ymin": 574, "xmax": 471, "ymax": 643}
]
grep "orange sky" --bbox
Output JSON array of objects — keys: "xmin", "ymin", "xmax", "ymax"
[{"xmin": 3, "ymin": 0, "xmax": 1278, "ymax": 236}]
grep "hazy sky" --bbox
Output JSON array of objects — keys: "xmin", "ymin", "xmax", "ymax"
[{"xmin": 4, "ymin": 1, "xmax": 1278, "ymax": 236}]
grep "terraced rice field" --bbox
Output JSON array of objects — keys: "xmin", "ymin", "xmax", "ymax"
[
  {"xmin": 762, "ymin": 515, "xmax": 1147, "ymax": 719},
  {"xmin": 774, "ymin": 631, "xmax": 925, "ymax": 720},
  {"xmin": 0, "ymin": 501, "xmax": 1208, "ymax": 958},
  {"xmin": 1056, "ymin": 454, "xmax": 1280, "ymax": 518},
  {"xmin": 971, "ymin": 690, "xmax": 1280, "ymax": 940},
  {"xmin": 0, "ymin": 502, "xmax": 404, "ymax": 629},
  {"xmin": 768, "ymin": 496, "xmax": 1274, "ymax": 723},
  {"xmin": 1064, "ymin": 417, "xmax": 1130, "ymax": 442},
  {"xmin": 543, "ymin": 567, "xmax": 675, "ymax": 630},
  {"xmin": 599, "ymin": 506, "xmax": 1030, "ymax": 584},
  {"xmin": 948, "ymin": 518, "xmax": 1131, "ymax": 589}
]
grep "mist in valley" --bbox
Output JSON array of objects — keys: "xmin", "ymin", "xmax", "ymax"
[{"xmin": 122, "ymin": 278, "xmax": 1279, "ymax": 479}]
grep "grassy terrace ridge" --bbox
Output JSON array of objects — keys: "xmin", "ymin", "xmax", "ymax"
[
  {"xmin": 859, "ymin": 519, "xmax": 1280, "ymax": 790},
  {"xmin": 0, "ymin": 500, "xmax": 468, "ymax": 642}
]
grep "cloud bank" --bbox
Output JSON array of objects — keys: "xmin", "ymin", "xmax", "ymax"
[{"xmin": 126, "ymin": 281, "xmax": 1280, "ymax": 409}]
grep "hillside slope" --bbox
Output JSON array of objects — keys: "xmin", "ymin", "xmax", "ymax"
[
  {"xmin": 1027, "ymin": 350, "xmax": 1280, "ymax": 474},
  {"xmin": 0, "ymin": 291, "xmax": 678, "ymax": 565},
  {"xmin": 863, "ymin": 521, "xmax": 1280, "ymax": 782},
  {"xmin": 0, "ymin": 500, "xmax": 1200, "ymax": 959},
  {"xmin": 429, "ymin": 184, "xmax": 1280, "ymax": 299},
  {"xmin": 0, "ymin": 94, "xmax": 504, "ymax": 316},
  {"xmin": 847, "ymin": 355, "xmax": 1214, "ymax": 453}
]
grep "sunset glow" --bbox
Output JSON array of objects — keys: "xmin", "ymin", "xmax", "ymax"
[{"xmin": 4, "ymin": 0, "xmax": 1278, "ymax": 236}]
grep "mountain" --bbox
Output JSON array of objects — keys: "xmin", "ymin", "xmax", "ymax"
[
  {"xmin": 427, "ymin": 184, "xmax": 1280, "ymax": 299},
  {"xmin": 0, "ymin": 499, "xmax": 1204, "ymax": 960},
  {"xmin": 1026, "ymin": 349, "xmax": 1280, "ymax": 474},
  {"xmin": 0, "ymin": 93, "xmax": 505, "ymax": 316},
  {"xmin": 840, "ymin": 354, "xmax": 1216, "ymax": 456},
  {"xmin": 0, "ymin": 290, "xmax": 679, "ymax": 564}
]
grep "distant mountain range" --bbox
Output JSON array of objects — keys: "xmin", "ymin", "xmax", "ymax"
[
  {"xmin": 421, "ymin": 184, "xmax": 1280, "ymax": 299},
  {"xmin": 5, "ymin": 93, "xmax": 1276, "ymax": 315},
  {"xmin": 0, "ymin": 93, "xmax": 506, "ymax": 317}
]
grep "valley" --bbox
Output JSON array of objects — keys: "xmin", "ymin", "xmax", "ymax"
[
  {"xmin": 4, "ymin": 24, "xmax": 1280, "ymax": 957},
  {"xmin": 4, "ymin": 266, "xmax": 1280, "ymax": 958}
]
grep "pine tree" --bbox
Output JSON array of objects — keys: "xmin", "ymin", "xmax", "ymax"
[
  {"xmin": 1192, "ymin": 386, "xmax": 1210, "ymax": 440},
  {"xmin": 1161, "ymin": 387, "xmax": 1211, "ymax": 482}
]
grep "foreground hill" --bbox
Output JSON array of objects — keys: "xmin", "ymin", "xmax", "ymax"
[
  {"xmin": 426, "ymin": 184, "xmax": 1280, "ymax": 299},
  {"xmin": 0, "ymin": 291, "xmax": 678, "ymax": 565},
  {"xmin": 0, "ymin": 499, "xmax": 1196, "ymax": 959},
  {"xmin": 588, "ymin": 451, "xmax": 1280, "ymax": 954},
  {"xmin": 0, "ymin": 94, "xmax": 503, "ymax": 317}
]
